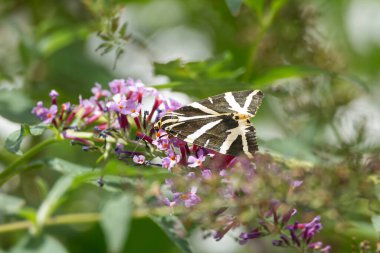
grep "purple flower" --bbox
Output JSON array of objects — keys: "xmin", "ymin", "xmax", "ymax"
[
  {"xmin": 219, "ymin": 169, "xmax": 227, "ymax": 177},
  {"xmin": 187, "ymin": 172, "xmax": 196, "ymax": 179},
  {"xmin": 106, "ymin": 94, "xmax": 141, "ymax": 116},
  {"xmin": 239, "ymin": 228, "xmax": 263, "ymax": 245},
  {"xmin": 61, "ymin": 102, "xmax": 71, "ymax": 112},
  {"xmin": 133, "ymin": 155, "xmax": 146, "ymax": 165},
  {"xmin": 163, "ymin": 98, "xmax": 182, "ymax": 112},
  {"xmin": 91, "ymin": 83, "xmax": 111, "ymax": 100},
  {"xmin": 201, "ymin": 169, "xmax": 212, "ymax": 180},
  {"xmin": 187, "ymin": 155, "xmax": 206, "ymax": 168},
  {"xmin": 49, "ymin": 89, "xmax": 59, "ymax": 98},
  {"xmin": 32, "ymin": 101, "xmax": 48, "ymax": 120},
  {"xmin": 109, "ymin": 79, "xmax": 127, "ymax": 94},
  {"xmin": 155, "ymin": 129, "xmax": 168, "ymax": 140},
  {"xmin": 281, "ymin": 208, "xmax": 297, "ymax": 225},
  {"xmin": 158, "ymin": 98, "xmax": 182, "ymax": 118},
  {"xmin": 271, "ymin": 215, "xmax": 328, "ymax": 251},
  {"xmin": 291, "ymin": 180, "xmax": 303, "ymax": 190},
  {"xmin": 182, "ymin": 186, "xmax": 201, "ymax": 207},
  {"xmin": 153, "ymin": 138, "xmax": 171, "ymax": 151},
  {"xmin": 162, "ymin": 192, "xmax": 182, "ymax": 208},
  {"xmin": 49, "ymin": 90, "xmax": 59, "ymax": 104},
  {"xmin": 309, "ymin": 242, "xmax": 331, "ymax": 252},
  {"xmin": 162, "ymin": 149, "xmax": 181, "ymax": 170},
  {"xmin": 43, "ymin": 105, "xmax": 58, "ymax": 124}
]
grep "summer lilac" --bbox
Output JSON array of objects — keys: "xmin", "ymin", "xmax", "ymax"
[
  {"xmin": 182, "ymin": 186, "xmax": 201, "ymax": 207},
  {"xmin": 133, "ymin": 155, "xmax": 146, "ymax": 165},
  {"xmin": 109, "ymin": 79, "xmax": 127, "ymax": 94},
  {"xmin": 162, "ymin": 150, "xmax": 181, "ymax": 170},
  {"xmin": 91, "ymin": 83, "xmax": 111, "ymax": 100},
  {"xmin": 187, "ymin": 155, "xmax": 205, "ymax": 168}
]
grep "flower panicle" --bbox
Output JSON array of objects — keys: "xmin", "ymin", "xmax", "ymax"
[{"xmin": 237, "ymin": 206, "xmax": 330, "ymax": 253}]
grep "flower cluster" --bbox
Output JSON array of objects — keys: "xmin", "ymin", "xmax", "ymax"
[
  {"xmin": 237, "ymin": 203, "xmax": 330, "ymax": 253},
  {"xmin": 32, "ymin": 79, "xmax": 218, "ymax": 207}
]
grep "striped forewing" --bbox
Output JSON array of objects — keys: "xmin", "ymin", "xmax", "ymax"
[
  {"xmin": 177, "ymin": 90, "xmax": 264, "ymax": 117},
  {"xmin": 161, "ymin": 90, "xmax": 263, "ymax": 158}
]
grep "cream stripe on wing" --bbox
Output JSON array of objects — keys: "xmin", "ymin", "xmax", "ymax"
[
  {"xmin": 243, "ymin": 90, "xmax": 259, "ymax": 114},
  {"xmin": 161, "ymin": 119, "xmax": 179, "ymax": 125},
  {"xmin": 224, "ymin": 92, "xmax": 246, "ymax": 114},
  {"xmin": 166, "ymin": 121, "xmax": 186, "ymax": 129},
  {"xmin": 184, "ymin": 119, "xmax": 223, "ymax": 143},
  {"xmin": 239, "ymin": 121, "xmax": 253, "ymax": 158},
  {"xmin": 190, "ymin": 102, "xmax": 219, "ymax": 115},
  {"xmin": 219, "ymin": 121, "xmax": 251, "ymax": 156},
  {"xmin": 177, "ymin": 114, "xmax": 221, "ymax": 121},
  {"xmin": 219, "ymin": 126, "xmax": 241, "ymax": 154}
]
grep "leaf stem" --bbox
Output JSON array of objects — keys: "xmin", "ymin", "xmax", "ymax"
[
  {"xmin": 244, "ymin": 0, "xmax": 287, "ymax": 81},
  {"xmin": 0, "ymin": 206, "xmax": 175, "ymax": 234},
  {"xmin": 0, "ymin": 213, "xmax": 100, "ymax": 234},
  {"xmin": 0, "ymin": 138, "xmax": 58, "ymax": 187}
]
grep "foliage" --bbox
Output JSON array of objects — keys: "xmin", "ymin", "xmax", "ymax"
[{"xmin": 1, "ymin": 0, "xmax": 380, "ymax": 253}]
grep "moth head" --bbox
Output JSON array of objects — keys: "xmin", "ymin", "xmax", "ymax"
[{"xmin": 153, "ymin": 120, "xmax": 162, "ymax": 131}]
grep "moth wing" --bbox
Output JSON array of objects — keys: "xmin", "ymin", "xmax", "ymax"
[
  {"xmin": 168, "ymin": 117, "xmax": 258, "ymax": 157},
  {"xmin": 173, "ymin": 90, "xmax": 263, "ymax": 116},
  {"xmin": 230, "ymin": 90, "xmax": 263, "ymax": 116}
]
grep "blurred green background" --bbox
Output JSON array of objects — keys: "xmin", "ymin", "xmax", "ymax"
[{"xmin": 1, "ymin": 0, "xmax": 380, "ymax": 252}]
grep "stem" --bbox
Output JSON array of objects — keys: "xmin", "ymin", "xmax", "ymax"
[
  {"xmin": 244, "ymin": 29, "xmax": 266, "ymax": 81},
  {"xmin": 0, "ymin": 206, "xmax": 176, "ymax": 234},
  {"xmin": 0, "ymin": 138, "xmax": 58, "ymax": 187},
  {"xmin": 0, "ymin": 213, "xmax": 100, "ymax": 234},
  {"xmin": 244, "ymin": 0, "xmax": 287, "ymax": 81}
]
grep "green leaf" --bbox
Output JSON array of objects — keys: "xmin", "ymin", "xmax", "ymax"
[
  {"xmin": 253, "ymin": 65, "xmax": 326, "ymax": 88},
  {"xmin": 372, "ymin": 215, "xmax": 380, "ymax": 235},
  {"xmin": 119, "ymin": 23, "xmax": 128, "ymax": 37},
  {"xmin": 154, "ymin": 54, "xmax": 250, "ymax": 98},
  {"xmin": 10, "ymin": 234, "xmax": 68, "ymax": 253},
  {"xmin": 0, "ymin": 90, "xmax": 34, "ymax": 123},
  {"xmin": 38, "ymin": 27, "xmax": 88, "ymax": 57},
  {"xmin": 151, "ymin": 216, "xmax": 193, "ymax": 253},
  {"xmin": 35, "ymin": 170, "xmax": 100, "ymax": 230},
  {"xmin": 111, "ymin": 16, "xmax": 120, "ymax": 33},
  {"xmin": 244, "ymin": 0, "xmax": 264, "ymax": 20},
  {"xmin": 0, "ymin": 193, "xmax": 25, "ymax": 215},
  {"xmin": 95, "ymin": 42, "xmax": 110, "ymax": 52},
  {"xmin": 5, "ymin": 124, "xmax": 47, "ymax": 155},
  {"xmin": 225, "ymin": 0, "xmax": 242, "ymax": 16},
  {"xmin": 47, "ymin": 158, "xmax": 93, "ymax": 175},
  {"xmin": 36, "ymin": 176, "xmax": 74, "ymax": 229},
  {"xmin": 101, "ymin": 194, "xmax": 133, "ymax": 253}
]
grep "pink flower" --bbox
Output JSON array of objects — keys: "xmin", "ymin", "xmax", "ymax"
[
  {"xmin": 107, "ymin": 94, "xmax": 141, "ymax": 116},
  {"xmin": 162, "ymin": 192, "xmax": 182, "ymax": 208},
  {"xmin": 153, "ymin": 138, "xmax": 171, "ymax": 151},
  {"xmin": 162, "ymin": 150, "xmax": 181, "ymax": 170},
  {"xmin": 133, "ymin": 155, "xmax": 146, "ymax": 165},
  {"xmin": 43, "ymin": 105, "xmax": 58, "ymax": 124},
  {"xmin": 155, "ymin": 129, "xmax": 168, "ymax": 139},
  {"xmin": 158, "ymin": 98, "xmax": 182, "ymax": 118},
  {"xmin": 32, "ymin": 101, "xmax": 48, "ymax": 120},
  {"xmin": 187, "ymin": 155, "xmax": 205, "ymax": 168},
  {"xmin": 91, "ymin": 83, "xmax": 111, "ymax": 100},
  {"xmin": 109, "ymin": 79, "xmax": 127, "ymax": 94},
  {"xmin": 182, "ymin": 187, "xmax": 201, "ymax": 207},
  {"xmin": 187, "ymin": 172, "xmax": 196, "ymax": 179},
  {"xmin": 201, "ymin": 169, "xmax": 212, "ymax": 180}
]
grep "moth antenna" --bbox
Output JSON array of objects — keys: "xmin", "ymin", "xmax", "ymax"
[{"xmin": 143, "ymin": 110, "xmax": 148, "ymax": 130}]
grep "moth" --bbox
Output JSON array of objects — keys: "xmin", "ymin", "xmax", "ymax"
[{"xmin": 154, "ymin": 90, "xmax": 263, "ymax": 158}]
